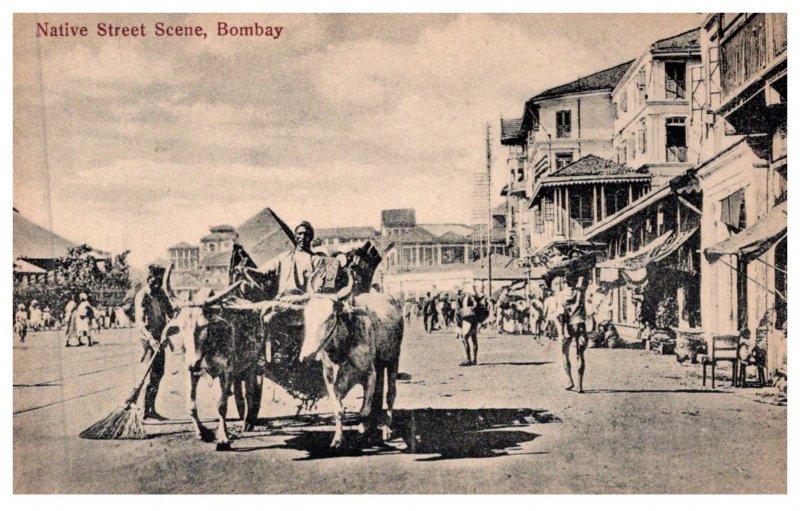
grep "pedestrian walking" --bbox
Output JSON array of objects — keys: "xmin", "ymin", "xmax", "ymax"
[
  {"xmin": 63, "ymin": 294, "xmax": 78, "ymax": 347},
  {"xmin": 561, "ymin": 276, "xmax": 589, "ymax": 393},
  {"xmin": 134, "ymin": 264, "xmax": 175, "ymax": 421},
  {"xmin": 28, "ymin": 300, "xmax": 42, "ymax": 331},
  {"xmin": 75, "ymin": 293, "xmax": 98, "ymax": 347},
  {"xmin": 14, "ymin": 303, "xmax": 28, "ymax": 343},
  {"xmin": 458, "ymin": 283, "xmax": 488, "ymax": 366}
]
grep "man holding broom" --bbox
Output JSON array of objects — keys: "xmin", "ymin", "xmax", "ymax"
[{"xmin": 134, "ymin": 264, "xmax": 175, "ymax": 421}]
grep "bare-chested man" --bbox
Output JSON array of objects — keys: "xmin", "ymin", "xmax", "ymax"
[{"xmin": 561, "ymin": 276, "xmax": 589, "ymax": 393}]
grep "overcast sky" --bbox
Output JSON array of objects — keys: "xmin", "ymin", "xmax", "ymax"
[{"xmin": 14, "ymin": 13, "xmax": 704, "ymax": 267}]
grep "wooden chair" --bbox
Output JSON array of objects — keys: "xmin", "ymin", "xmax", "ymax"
[{"xmin": 700, "ymin": 334, "xmax": 740, "ymax": 388}]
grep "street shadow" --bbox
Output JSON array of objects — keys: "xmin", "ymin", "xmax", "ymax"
[
  {"xmin": 479, "ymin": 361, "xmax": 553, "ymax": 367},
  {"xmin": 244, "ymin": 408, "xmax": 558, "ymax": 461},
  {"xmin": 582, "ymin": 388, "xmax": 729, "ymax": 394}
]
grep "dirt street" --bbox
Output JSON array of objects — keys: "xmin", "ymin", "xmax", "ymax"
[{"xmin": 13, "ymin": 322, "xmax": 786, "ymax": 494}]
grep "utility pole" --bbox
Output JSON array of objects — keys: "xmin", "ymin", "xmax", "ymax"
[{"xmin": 486, "ymin": 122, "xmax": 493, "ymax": 298}]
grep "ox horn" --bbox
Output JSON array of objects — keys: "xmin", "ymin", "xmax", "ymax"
[
  {"xmin": 162, "ymin": 263, "xmax": 179, "ymax": 309},
  {"xmin": 199, "ymin": 280, "xmax": 243, "ymax": 307},
  {"xmin": 335, "ymin": 270, "xmax": 354, "ymax": 301}
]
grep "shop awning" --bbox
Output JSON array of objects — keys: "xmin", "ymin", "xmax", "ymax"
[
  {"xmin": 596, "ymin": 230, "xmax": 673, "ymax": 271},
  {"xmin": 704, "ymin": 202, "xmax": 787, "ymax": 262}
]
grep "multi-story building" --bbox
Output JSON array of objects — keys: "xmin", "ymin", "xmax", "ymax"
[
  {"xmin": 500, "ymin": 117, "xmax": 529, "ymax": 258},
  {"xmin": 569, "ymin": 28, "xmax": 705, "ymax": 338},
  {"xmin": 610, "ymin": 28, "xmax": 702, "ymax": 185},
  {"xmin": 695, "ymin": 13, "xmax": 787, "ymax": 377},
  {"xmin": 167, "ymin": 208, "xmax": 295, "ymax": 295},
  {"xmin": 516, "ymin": 60, "xmax": 656, "ymax": 265},
  {"xmin": 167, "ymin": 242, "xmax": 199, "ymax": 271}
]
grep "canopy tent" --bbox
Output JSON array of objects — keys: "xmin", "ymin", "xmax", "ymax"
[{"xmin": 704, "ymin": 202, "xmax": 787, "ymax": 263}]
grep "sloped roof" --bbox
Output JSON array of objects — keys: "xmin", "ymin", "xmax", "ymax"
[
  {"xmin": 13, "ymin": 210, "xmax": 76, "ymax": 260},
  {"xmin": 209, "ymin": 224, "xmax": 236, "ymax": 233},
  {"xmin": 437, "ymin": 231, "xmax": 470, "ymax": 243},
  {"xmin": 548, "ymin": 154, "xmax": 646, "ymax": 178},
  {"xmin": 249, "ymin": 229, "xmax": 295, "ymax": 267},
  {"xmin": 381, "ymin": 209, "xmax": 416, "ymax": 228},
  {"xmin": 236, "ymin": 207, "xmax": 295, "ymax": 266},
  {"xmin": 14, "ymin": 258, "xmax": 47, "ymax": 274},
  {"xmin": 418, "ymin": 223, "xmax": 474, "ymax": 237},
  {"xmin": 200, "ymin": 232, "xmax": 232, "ymax": 242},
  {"xmin": 500, "ymin": 117, "xmax": 524, "ymax": 145},
  {"xmin": 316, "ymin": 226, "xmax": 379, "ymax": 240},
  {"xmin": 652, "ymin": 27, "xmax": 701, "ymax": 53},
  {"xmin": 169, "ymin": 241, "xmax": 197, "ymax": 250},
  {"xmin": 528, "ymin": 60, "xmax": 634, "ymax": 102},
  {"xmin": 200, "ymin": 252, "xmax": 230, "ymax": 267},
  {"xmin": 397, "ymin": 226, "xmax": 438, "ymax": 243}
]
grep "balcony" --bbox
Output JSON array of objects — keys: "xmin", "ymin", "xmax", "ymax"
[
  {"xmin": 666, "ymin": 146, "xmax": 688, "ymax": 163},
  {"xmin": 719, "ymin": 13, "xmax": 787, "ymax": 109}
]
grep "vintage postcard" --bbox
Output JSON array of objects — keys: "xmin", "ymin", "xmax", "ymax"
[{"xmin": 12, "ymin": 12, "xmax": 788, "ymax": 494}]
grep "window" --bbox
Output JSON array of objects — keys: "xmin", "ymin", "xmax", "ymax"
[
  {"xmin": 516, "ymin": 167, "xmax": 525, "ymax": 183},
  {"xmin": 638, "ymin": 118, "xmax": 647, "ymax": 154},
  {"xmin": 570, "ymin": 193, "xmax": 593, "ymax": 226},
  {"xmin": 620, "ymin": 90, "xmax": 628, "ymax": 113},
  {"xmin": 556, "ymin": 110, "xmax": 572, "ymax": 138},
  {"xmin": 555, "ymin": 152, "xmax": 573, "ymax": 170},
  {"xmin": 720, "ymin": 189, "xmax": 746, "ymax": 232},
  {"xmin": 636, "ymin": 68, "xmax": 646, "ymax": 103},
  {"xmin": 665, "ymin": 117, "xmax": 687, "ymax": 162},
  {"xmin": 665, "ymin": 62, "xmax": 686, "ymax": 99},
  {"xmin": 606, "ymin": 187, "xmax": 630, "ymax": 217},
  {"xmin": 629, "ymin": 133, "xmax": 636, "ymax": 160},
  {"xmin": 619, "ymin": 141, "xmax": 627, "ymax": 165},
  {"xmin": 544, "ymin": 196, "xmax": 555, "ymax": 221},
  {"xmin": 208, "ymin": 243, "xmax": 216, "ymax": 252},
  {"xmin": 534, "ymin": 204, "xmax": 544, "ymax": 233}
]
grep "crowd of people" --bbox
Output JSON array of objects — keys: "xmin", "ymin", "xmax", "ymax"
[
  {"xmin": 13, "ymin": 293, "xmax": 131, "ymax": 346},
  {"xmin": 403, "ymin": 275, "xmax": 624, "ymax": 392}
]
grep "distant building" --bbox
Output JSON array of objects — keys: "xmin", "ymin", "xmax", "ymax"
[
  {"xmin": 166, "ymin": 208, "xmax": 295, "ymax": 295},
  {"xmin": 13, "ymin": 208, "xmax": 111, "ymax": 287}
]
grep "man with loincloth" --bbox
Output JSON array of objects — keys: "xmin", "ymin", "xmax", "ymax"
[
  {"xmin": 561, "ymin": 276, "xmax": 589, "ymax": 393},
  {"xmin": 134, "ymin": 264, "xmax": 175, "ymax": 421}
]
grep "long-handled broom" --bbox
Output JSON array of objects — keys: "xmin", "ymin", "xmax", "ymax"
[{"xmin": 79, "ymin": 344, "xmax": 163, "ymax": 440}]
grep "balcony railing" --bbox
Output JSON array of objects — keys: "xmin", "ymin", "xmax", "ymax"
[
  {"xmin": 720, "ymin": 13, "xmax": 787, "ymax": 102},
  {"xmin": 666, "ymin": 146, "xmax": 688, "ymax": 163}
]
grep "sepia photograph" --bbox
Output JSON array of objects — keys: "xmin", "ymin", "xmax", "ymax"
[{"xmin": 11, "ymin": 8, "xmax": 789, "ymax": 495}]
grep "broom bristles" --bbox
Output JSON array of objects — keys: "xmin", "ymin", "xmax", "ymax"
[{"xmin": 79, "ymin": 404, "xmax": 146, "ymax": 440}]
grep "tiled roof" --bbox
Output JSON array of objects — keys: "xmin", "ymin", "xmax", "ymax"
[
  {"xmin": 381, "ymin": 209, "xmax": 416, "ymax": 228},
  {"xmin": 396, "ymin": 226, "xmax": 437, "ymax": 243},
  {"xmin": 200, "ymin": 233, "xmax": 232, "ymax": 242},
  {"xmin": 316, "ymin": 226, "xmax": 379, "ymax": 240},
  {"xmin": 500, "ymin": 117, "xmax": 524, "ymax": 144},
  {"xmin": 528, "ymin": 60, "xmax": 634, "ymax": 102},
  {"xmin": 13, "ymin": 210, "xmax": 76, "ymax": 260},
  {"xmin": 652, "ymin": 28, "xmax": 700, "ymax": 52},
  {"xmin": 548, "ymin": 155, "xmax": 645, "ymax": 178},
  {"xmin": 418, "ymin": 223, "xmax": 473, "ymax": 237},
  {"xmin": 209, "ymin": 224, "xmax": 236, "ymax": 233},
  {"xmin": 169, "ymin": 241, "xmax": 197, "ymax": 250}
]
